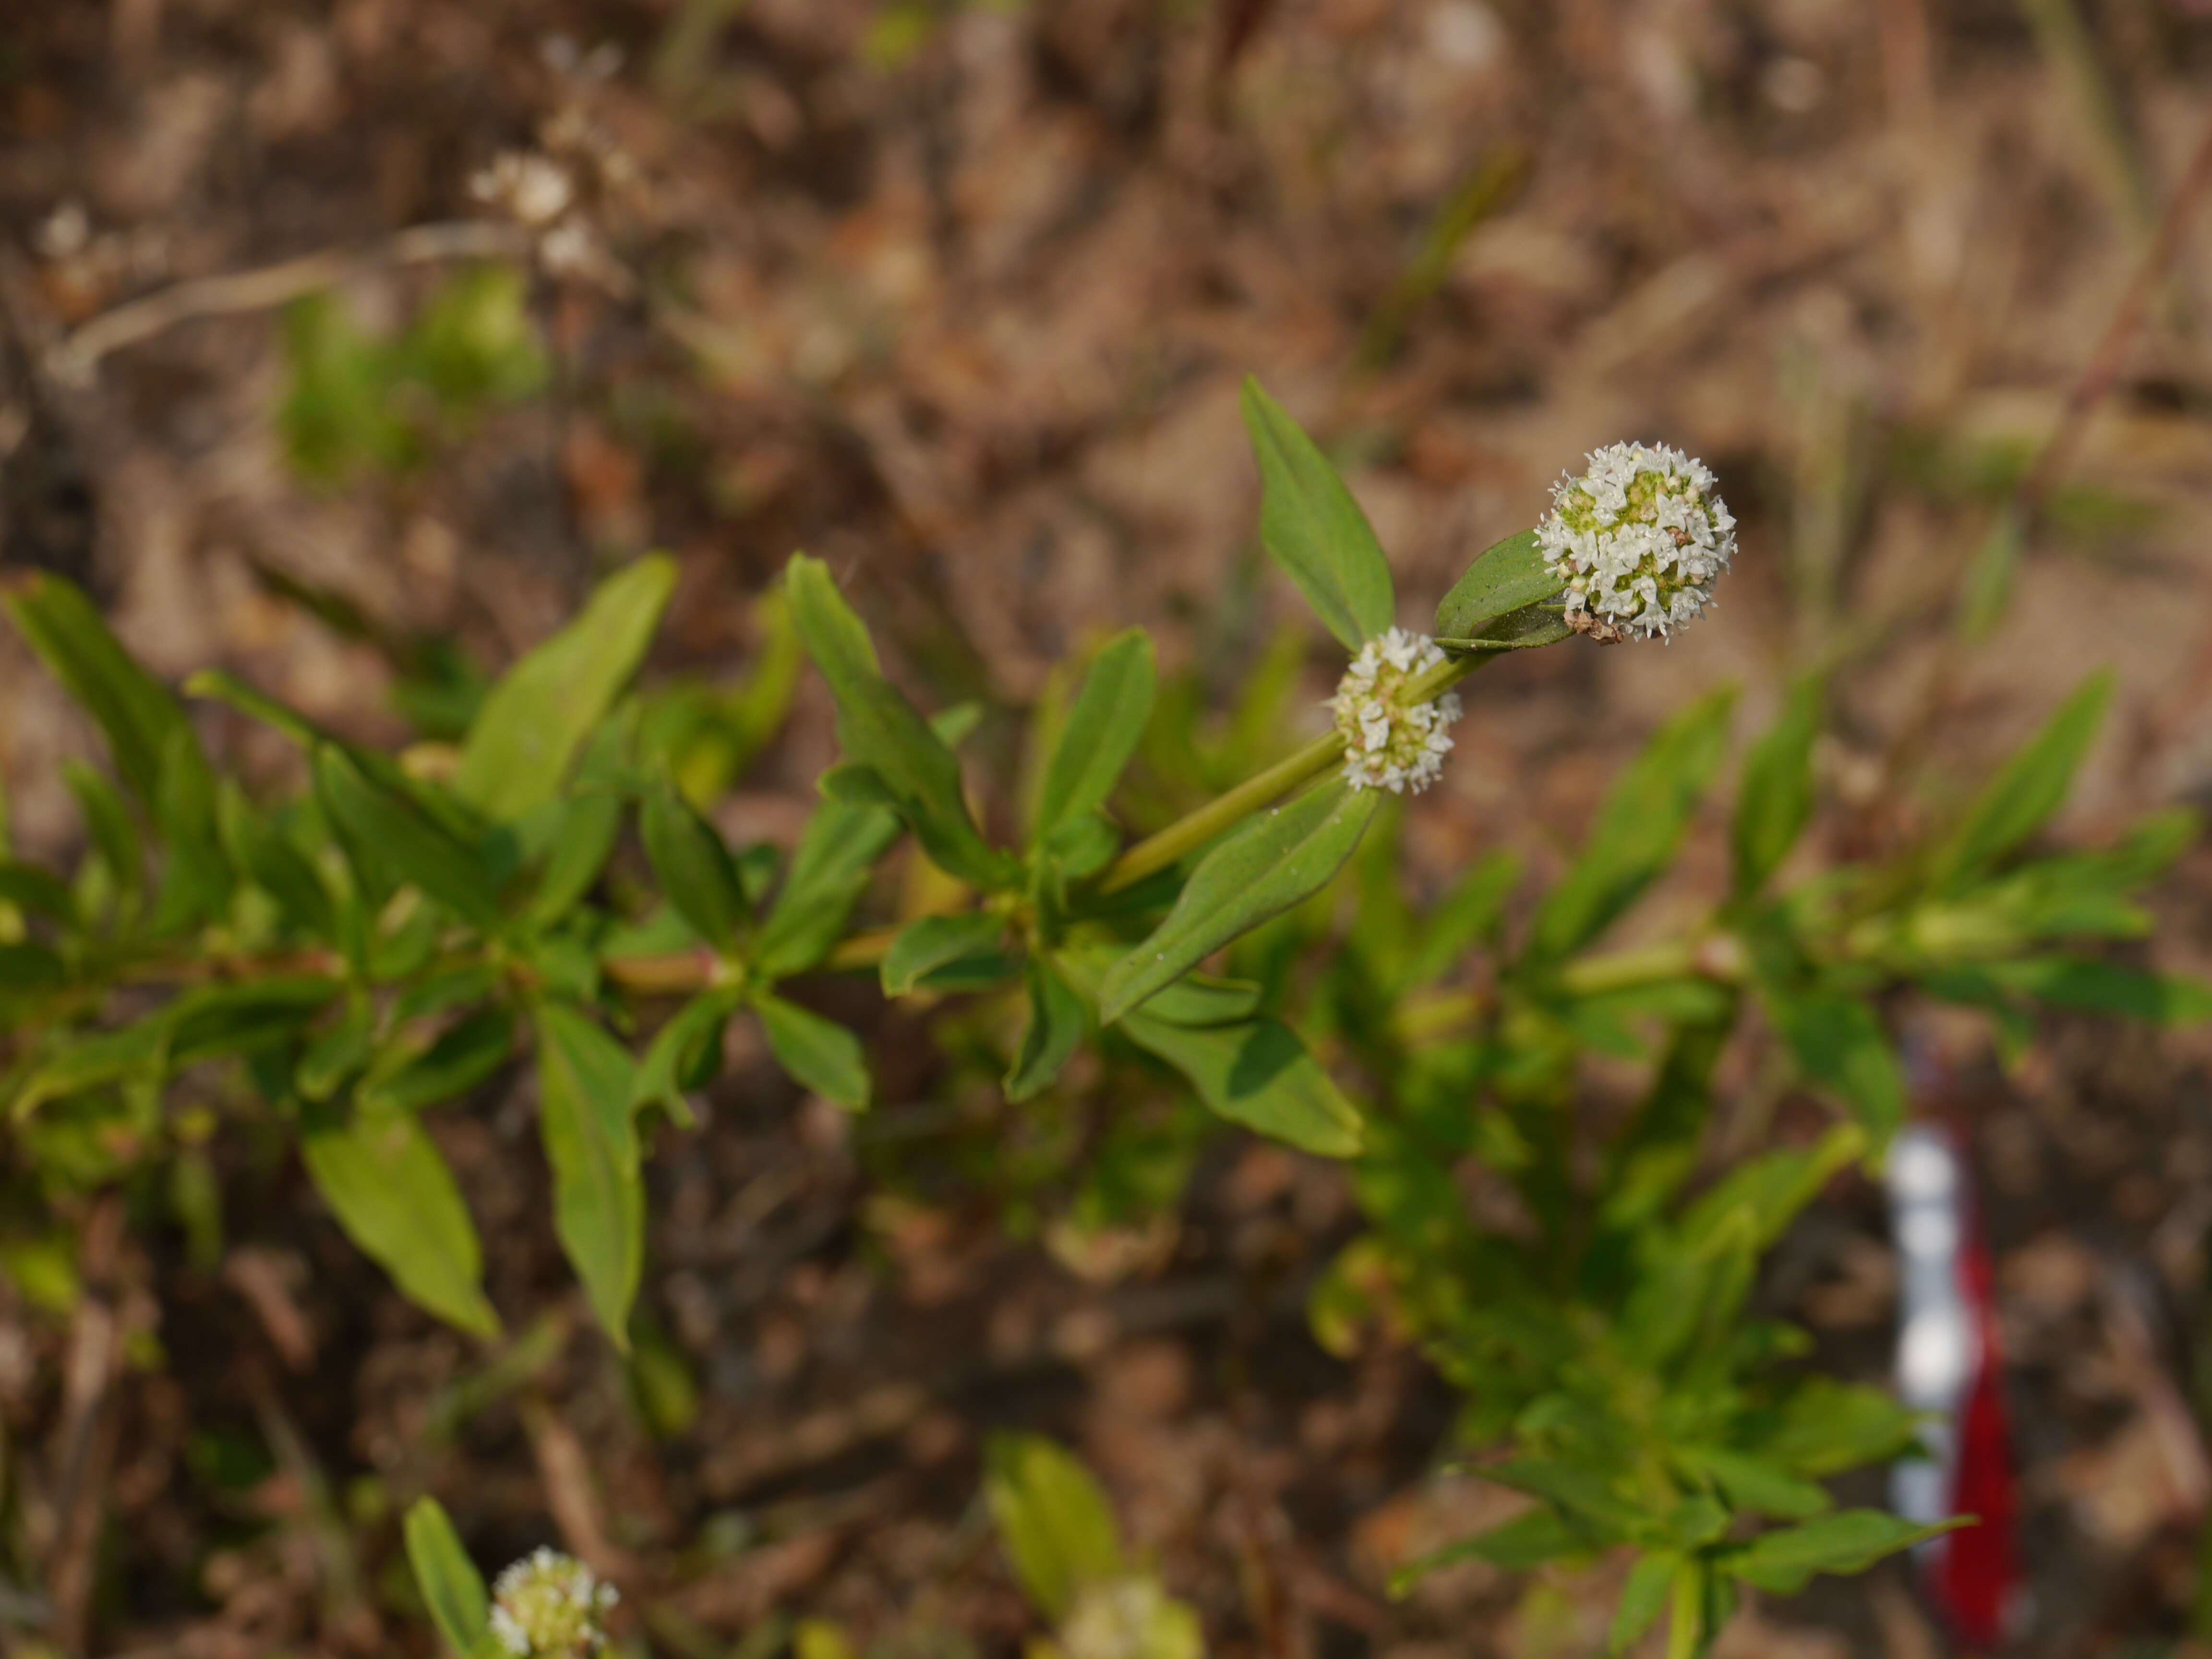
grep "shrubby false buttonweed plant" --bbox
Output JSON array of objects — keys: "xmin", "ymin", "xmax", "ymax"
[{"xmin": 6, "ymin": 337, "xmax": 2194, "ymax": 1659}]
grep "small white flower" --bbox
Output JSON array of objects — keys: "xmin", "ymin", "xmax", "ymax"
[
  {"xmin": 1537, "ymin": 441, "xmax": 1735, "ymax": 641},
  {"xmin": 471, "ymin": 152, "xmax": 575, "ymax": 227},
  {"xmin": 487, "ymin": 1547, "xmax": 618, "ymax": 1658},
  {"xmin": 1327, "ymin": 627, "xmax": 1462, "ymax": 795}
]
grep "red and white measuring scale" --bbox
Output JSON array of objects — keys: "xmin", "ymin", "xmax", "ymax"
[{"xmin": 1885, "ymin": 1120, "xmax": 2023, "ymax": 1649}]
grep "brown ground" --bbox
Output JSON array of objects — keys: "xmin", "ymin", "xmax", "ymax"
[{"xmin": 7, "ymin": 2, "xmax": 2212, "ymax": 1656}]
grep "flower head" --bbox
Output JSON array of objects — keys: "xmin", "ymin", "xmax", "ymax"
[
  {"xmin": 488, "ymin": 1548, "xmax": 618, "ymax": 1658},
  {"xmin": 470, "ymin": 152, "xmax": 576, "ymax": 227},
  {"xmin": 1328, "ymin": 627, "xmax": 1462, "ymax": 794},
  {"xmin": 1537, "ymin": 442, "xmax": 1735, "ymax": 642},
  {"xmin": 1062, "ymin": 1578, "xmax": 1202, "ymax": 1659}
]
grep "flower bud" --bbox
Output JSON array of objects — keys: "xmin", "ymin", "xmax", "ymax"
[
  {"xmin": 488, "ymin": 1548, "xmax": 618, "ymax": 1658},
  {"xmin": 1327, "ymin": 627, "xmax": 1462, "ymax": 794},
  {"xmin": 1537, "ymin": 442, "xmax": 1734, "ymax": 642}
]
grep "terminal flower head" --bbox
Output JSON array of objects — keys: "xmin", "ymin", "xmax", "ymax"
[
  {"xmin": 488, "ymin": 1548, "xmax": 618, "ymax": 1658},
  {"xmin": 1328, "ymin": 627, "xmax": 1462, "ymax": 794},
  {"xmin": 1537, "ymin": 442, "xmax": 1735, "ymax": 642}
]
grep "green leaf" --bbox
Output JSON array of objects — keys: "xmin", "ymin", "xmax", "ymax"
[
  {"xmin": 1239, "ymin": 377, "xmax": 1396, "ymax": 649},
  {"xmin": 755, "ymin": 801, "xmax": 901, "ymax": 978},
  {"xmin": 168, "ymin": 976, "xmax": 342, "ymax": 1067},
  {"xmin": 520, "ymin": 793, "xmax": 624, "ymax": 930},
  {"xmin": 984, "ymin": 1433, "xmax": 1126, "ymax": 1620},
  {"xmin": 360, "ymin": 1007, "xmax": 517, "ymax": 1116},
  {"xmin": 9, "ymin": 1020, "xmax": 167, "ymax": 1120},
  {"xmin": 1749, "ymin": 1379, "xmax": 1923, "ymax": 1477},
  {"xmin": 1731, "ymin": 674, "xmax": 1822, "ymax": 900},
  {"xmin": 631, "ymin": 988, "xmax": 742, "ymax": 1129},
  {"xmin": 1931, "ymin": 670, "xmax": 2111, "ymax": 892},
  {"xmin": 403, "ymin": 1497, "xmax": 492, "ymax": 1657},
  {"xmin": 1008, "ymin": 956, "xmax": 1086, "ymax": 1102},
  {"xmin": 4, "ymin": 572, "xmax": 192, "ymax": 807},
  {"xmin": 1120, "ymin": 1010, "xmax": 1361, "ymax": 1156},
  {"xmin": 1033, "ymin": 629, "xmax": 1155, "ymax": 841},
  {"xmin": 66, "ymin": 761, "xmax": 142, "ymax": 912},
  {"xmin": 784, "ymin": 554, "xmax": 1011, "ymax": 888},
  {"xmin": 1531, "ymin": 687, "xmax": 1736, "ymax": 959},
  {"xmin": 1100, "ymin": 781, "xmax": 1379, "ymax": 1023},
  {"xmin": 881, "ymin": 912, "xmax": 1008, "ymax": 996},
  {"xmin": 151, "ymin": 723, "xmax": 231, "ymax": 932},
  {"xmin": 640, "ymin": 777, "xmax": 747, "ymax": 951},
  {"xmin": 298, "ymin": 996, "xmax": 376, "ymax": 1102},
  {"xmin": 455, "ymin": 555, "xmax": 676, "ymax": 821},
  {"xmin": 1432, "ymin": 529, "xmax": 1571, "ymax": 651},
  {"xmin": 1611, "ymin": 1552, "xmax": 1678, "ymax": 1655},
  {"xmin": 1760, "ymin": 984, "xmax": 1904, "ymax": 1142},
  {"xmin": 532, "ymin": 1002, "xmax": 643, "ymax": 1349},
  {"xmin": 0, "ymin": 860, "xmax": 74, "ymax": 921},
  {"xmin": 315, "ymin": 747, "xmax": 506, "ymax": 932},
  {"xmin": 1678, "ymin": 1446, "xmax": 1831, "ymax": 1521},
  {"xmin": 1389, "ymin": 1508, "xmax": 1588, "ymax": 1597},
  {"xmin": 756, "ymin": 993, "xmax": 870, "ymax": 1110},
  {"xmin": 1981, "ymin": 955, "xmax": 2212, "ymax": 1022},
  {"xmin": 1727, "ymin": 1510, "xmax": 1966, "ymax": 1595},
  {"xmin": 0, "ymin": 942, "xmax": 64, "ymax": 992},
  {"xmin": 301, "ymin": 1103, "xmax": 499, "ymax": 1338}
]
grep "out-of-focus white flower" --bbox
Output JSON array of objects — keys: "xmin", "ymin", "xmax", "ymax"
[
  {"xmin": 1061, "ymin": 1577, "xmax": 1201, "ymax": 1659},
  {"xmin": 470, "ymin": 152, "xmax": 575, "ymax": 227},
  {"xmin": 487, "ymin": 1547, "xmax": 618, "ymax": 1658},
  {"xmin": 1536, "ymin": 442, "xmax": 1734, "ymax": 641},
  {"xmin": 1327, "ymin": 626, "xmax": 1462, "ymax": 794}
]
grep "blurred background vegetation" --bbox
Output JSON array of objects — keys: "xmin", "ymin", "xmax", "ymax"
[{"xmin": 6, "ymin": 1, "xmax": 2212, "ymax": 1656}]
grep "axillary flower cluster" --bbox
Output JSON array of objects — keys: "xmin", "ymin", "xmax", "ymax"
[
  {"xmin": 488, "ymin": 1548, "xmax": 619, "ymax": 1658},
  {"xmin": 1537, "ymin": 442, "xmax": 1735, "ymax": 642},
  {"xmin": 1328, "ymin": 627, "xmax": 1462, "ymax": 794}
]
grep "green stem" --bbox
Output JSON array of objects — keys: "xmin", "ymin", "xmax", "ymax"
[{"xmin": 1096, "ymin": 649, "xmax": 1489, "ymax": 895}]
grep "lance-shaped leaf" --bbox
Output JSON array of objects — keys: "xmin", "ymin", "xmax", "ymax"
[
  {"xmin": 315, "ymin": 747, "xmax": 507, "ymax": 932},
  {"xmin": 1100, "ymin": 781, "xmax": 1380, "ymax": 1023},
  {"xmin": 1388, "ymin": 1508, "xmax": 1590, "ymax": 1597},
  {"xmin": 983, "ymin": 1433, "xmax": 1126, "ymax": 1620},
  {"xmin": 1433, "ymin": 529, "xmax": 1570, "ymax": 652},
  {"xmin": 631, "ymin": 987, "xmax": 742, "ymax": 1128},
  {"xmin": 755, "ymin": 992, "xmax": 870, "ymax": 1110},
  {"xmin": 1529, "ymin": 686, "xmax": 1736, "ymax": 960},
  {"xmin": 403, "ymin": 1497, "xmax": 492, "ymax": 1658},
  {"xmin": 1731, "ymin": 673, "xmax": 1822, "ymax": 900},
  {"xmin": 1929, "ymin": 670, "xmax": 2111, "ymax": 893},
  {"xmin": 785, "ymin": 554, "xmax": 1011, "ymax": 889},
  {"xmin": 1758, "ymin": 983, "xmax": 1905, "ymax": 1142},
  {"xmin": 1032, "ymin": 629, "xmax": 1155, "ymax": 842},
  {"xmin": 3, "ymin": 572, "xmax": 194, "ymax": 808},
  {"xmin": 1120, "ymin": 1010, "xmax": 1362, "ymax": 1156},
  {"xmin": 456, "ymin": 555, "xmax": 676, "ymax": 821},
  {"xmin": 301, "ymin": 1102, "xmax": 499, "ymax": 1338},
  {"xmin": 1978, "ymin": 954, "xmax": 2212, "ymax": 1022},
  {"xmin": 881, "ymin": 911, "xmax": 1010, "ymax": 996},
  {"xmin": 1609, "ymin": 1552, "xmax": 1678, "ymax": 1656},
  {"xmin": 1007, "ymin": 956, "xmax": 1086, "ymax": 1102},
  {"xmin": 1726, "ymin": 1510, "xmax": 1966, "ymax": 1596},
  {"xmin": 533, "ymin": 1002, "xmax": 643, "ymax": 1348},
  {"xmin": 754, "ymin": 800, "xmax": 901, "ymax": 979},
  {"xmin": 1240, "ymin": 377, "xmax": 1395, "ymax": 649},
  {"xmin": 640, "ymin": 777, "xmax": 747, "ymax": 950}
]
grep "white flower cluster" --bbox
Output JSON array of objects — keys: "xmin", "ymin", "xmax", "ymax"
[
  {"xmin": 470, "ymin": 152, "xmax": 575, "ymax": 227},
  {"xmin": 1536, "ymin": 442, "xmax": 1735, "ymax": 641},
  {"xmin": 1327, "ymin": 627, "xmax": 1462, "ymax": 795},
  {"xmin": 488, "ymin": 1548, "xmax": 618, "ymax": 1658},
  {"xmin": 1062, "ymin": 1578, "xmax": 1199, "ymax": 1659}
]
